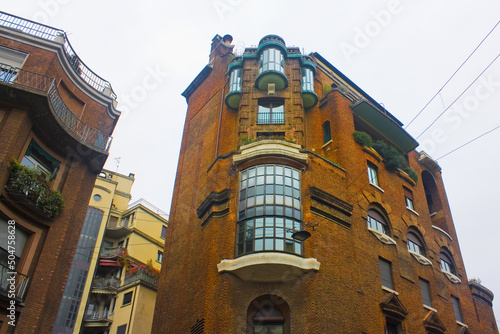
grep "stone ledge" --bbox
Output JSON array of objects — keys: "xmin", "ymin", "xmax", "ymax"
[{"xmin": 217, "ymin": 252, "xmax": 320, "ymax": 282}]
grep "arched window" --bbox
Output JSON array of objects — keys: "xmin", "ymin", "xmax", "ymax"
[
  {"xmin": 247, "ymin": 295, "xmax": 290, "ymax": 334},
  {"xmin": 407, "ymin": 232, "xmax": 425, "ymax": 255},
  {"xmin": 322, "ymin": 121, "xmax": 331, "ymax": 144},
  {"xmin": 367, "ymin": 209, "xmax": 389, "ymax": 235},
  {"xmin": 440, "ymin": 251, "xmax": 456, "ymax": 274}
]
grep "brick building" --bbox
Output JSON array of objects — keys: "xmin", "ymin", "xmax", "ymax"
[
  {"xmin": 152, "ymin": 34, "xmax": 497, "ymax": 333},
  {"xmin": 0, "ymin": 12, "xmax": 119, "ymax": 333}
]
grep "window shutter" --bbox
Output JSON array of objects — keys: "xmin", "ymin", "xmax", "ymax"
[
  {"xmin": 419, "ymin": 278, "xmax": 432, "ymax": 307},
  {"xmin": 379, "ymin": 258, "xmax": 394, "ymax": 290}
]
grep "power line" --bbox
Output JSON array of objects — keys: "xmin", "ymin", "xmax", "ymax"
[
  {"xmin": 415, "ymin": 52, "xmax": 500, "ymax": 139},
  {"xmin": 405, "ymin": 20, "xmax": 500, "ymax": 130},
  {"xmin": 435, "ymin": 123, "xmax": 500, "ymax": 160}
]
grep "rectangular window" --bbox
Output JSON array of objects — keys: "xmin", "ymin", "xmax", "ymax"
[
  {"xmin": 451, "ymin": 296, "xmax": 463, "ymax": 323},
  {"xmin": 367, "ymin": 162, "xmax": 379, "ymax": 186},
  {"xmin": 404, "ymin": 187, "xmax": 414, "ymax": 210},
  {"xmin": 161, "ymin": 225, "xmax": 167, "ymax": 239},
  {"xmin": 122, "ymin": 291, "xmax": 133, "ymax": 306},
  {"xmin": 257, "ymin": 100, "xmax": 285, "ymax": 124},
  {"xmin": 379, "ymin": 258, "xmax": 394, "ymax": 290},
  {"xmin": 21, "ymin": 141, "xmax": 60, "ymax": 177},
  {"xmin": 323, "ymin": 121, "xmax": 331, "ymax": 143},
  {"xmin": 419, "ymin": 278, "xmax": 432, "ymax": 307},
  {"xmin": 110, "ymin": 297, "xmax": 116, "ymax": 314},
  {"xmin": 116, "ymin": 324, "xmax": 127, "ymax": 334},
  {"xmin": 157, "ymin": 251, "xmax": 163, "ymax": 263}
]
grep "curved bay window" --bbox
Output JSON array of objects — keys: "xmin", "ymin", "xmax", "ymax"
[
  {"xmin": 225, "ymin": 65, "xmax": 242, "ymax": 109},
  {"xmin": 301, "ymin": 64, "xmax": 318, "ymax": 109},
  {"xmin": 237, "ymin": 165, "xmax": 302, "ymax": 256},
  {"xmin": 259, "ymin": 48, "xmax": 284, "ymax": 75}
]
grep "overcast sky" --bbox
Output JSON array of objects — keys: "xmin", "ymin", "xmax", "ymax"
[{"xmin": 3, "ymin": 0, "xmax": 500, "ymax": 320}]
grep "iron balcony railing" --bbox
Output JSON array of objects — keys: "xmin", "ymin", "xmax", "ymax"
[
  {"xmin": 92, "ymin": 277, "xmax": 121, "ymax": 290},
  {"xmin": 0, "ymin": 64, "xmax": 112, "ymax": 152},
  {"xmin": 100, "ymin": 247, "xmax": 126, "ymax": 258},
  {"xmin": 0, "ymin": 11, "xmax": 117, "ymax": 99},
  {"xmin": 0, "ymin": 262, "xmax": 29, "ymax": 301},
  {"xmin": 124, "ymin": 270, "xmax": 158, "ymax": 288},
  {"xmin": 84, "ymin": 308, "xmax": 111, "ymax": 322}
]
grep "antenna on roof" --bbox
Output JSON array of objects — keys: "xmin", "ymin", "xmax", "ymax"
[{"xmin": 115, "ymin": 157, "xmax": 121, "ymax": 172}]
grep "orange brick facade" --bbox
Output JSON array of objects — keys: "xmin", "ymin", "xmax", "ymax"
[
  {"xmin": 0, "ymin": 14, "xmax": 119, "ymax": 333},
  {"xmin": 153, "ymin": 35, "xmax": 497, "ymax": 333}
]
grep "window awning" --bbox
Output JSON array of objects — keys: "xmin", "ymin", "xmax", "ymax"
[
  {"xmin": 98, "ymin": 259, "xmax": 120, "ymax": 267},
  {"xmin": 351, "ymin": 100, "xmax": 419, "ymax": 153}
]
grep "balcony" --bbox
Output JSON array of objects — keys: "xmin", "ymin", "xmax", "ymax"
[
  {"xmin": 0, "ymin": 64, "xmax": 112, "ymax": 152},
  {"xmin": 83, "ymin": 308, "xmax": 112, "ymax": 328},
  {"xmin": 0, "ymin": 11, "xmax": 116, "ymax": 99},
  {"xmin": 100, "ymin": 247, "xmax": 126, "ymax": 259},
  {"xmin": 124, "ymin": 270, "xmax": 159, "ymax": 289},
  {"xmin": 91, "ymin": 277, "xmax": 120, "ymax": 294},
  {"xmin": 0, "ymin": 262, "xmax": 29, "ymax": 302},
  {"xmin": 5, "ymin": 160, "xmax": 65, "ymax": 220}
]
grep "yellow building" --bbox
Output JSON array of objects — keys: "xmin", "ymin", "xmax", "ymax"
[{"xmin": 53, "ymin": 170, "xmax": 168, "ymax": 334}]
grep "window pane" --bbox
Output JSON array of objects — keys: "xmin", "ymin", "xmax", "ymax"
[{"xmin": 379, "ymin": 258, "xmax": 394, "ymax": 290}]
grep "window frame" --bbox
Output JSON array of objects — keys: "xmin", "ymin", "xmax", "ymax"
[
  {"xmin": 157, "ymin": 250, "xmax": 163, "ymax": 263},
  {"xmin": 451, "ymin": 295, "xmax": 463, "ymax": 323},
  {"xmin": 407, "ymin": 232, "xmax": 424, "ymax": 256},
  {"xmin": 379, "ymin": 257, "xmax": 394, "ymax": 290},
  {"xmin": 439, "ymin": 251, "xmax": 455, "ymax": 274},
  {"xmin": 257, "ymin": 99, "xmax": 285, "ymax": 124},
  {"xmin": 122, "ymin": 291, "xmax": 133, "ymax": 306},
  {"xmin": 322, "ymin": 121, "xmax": 331, "ymax": 144},
  {"xmin": 367, "ymin": 209, "xmax": 389, "ymax": 235},
  {"xmin": 419, "ymin": 278, "xmax": 433, "ymax": 307},
  {"xmin": 237, "ymin": 164, "xmax": 303, "ymax": 257},
  {"xmin": 259, "ymin": 47, "xmax": 285, "ymax": 75},
  {"xmin": 160, "ymin": 225, "xmax": 167, "ymax": 239},
  {"xmin": 367, "ymin": 162, "xmax": 379, "ymax": 187}
]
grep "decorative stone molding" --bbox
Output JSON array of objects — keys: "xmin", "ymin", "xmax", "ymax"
[
  {"xmin": 233, "ymin": 140, "xmax": 308, "ymax": 167},
  {"xmin": 443, "ymin": 270, "xmax": 461, "ymax": 284},
  {"xmin": 409, "ymin": 251, "xmax": 432, "ymax": 266},
  {"xmin": 310, "ymin": 186, "xmax": 353, "ymax": 228},
  {"xmin": 423, "ymin": 310, "xmax": 446, "ymax": 334},
  {"xmin": 217, "ymin": 252, "xmax": 320, "ymax": 282},
  {"xmin": 379, "ymin": 293, "xmax": 408, "ymax": 322},
  {"xmin": 368, "ymin": 227, "xmax": 396, "ymax": 246},
  {"xmin": 363, "ymin": 146, "xmax": 383, "ymax": 162},
  {"xmin": 196, "ymin": 189, "xmax": 230, "ymax": 227}
]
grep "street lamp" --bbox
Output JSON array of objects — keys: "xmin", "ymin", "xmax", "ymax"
[{"xmin": 288, "ymin": 222, "xmax": 319, "ymax": 242}]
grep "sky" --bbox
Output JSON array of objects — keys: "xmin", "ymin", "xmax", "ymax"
[{"xmin": 3, "ymin": 0, "xmax": 500, "ymax": 320}]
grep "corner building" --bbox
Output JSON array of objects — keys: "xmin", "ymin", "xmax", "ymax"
[
  {"xmin": 0, "ymin": 12, "xmax": 119, "ymax": 333},
  {"xmin": 152, "ymin": 34, "xmax": 497, "ymax": 333}
]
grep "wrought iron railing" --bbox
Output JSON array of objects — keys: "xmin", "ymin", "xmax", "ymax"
[
  {"xmin": 92, "ymin": 277, "xmax": 120, "ymax": 289},
  {"xmin": 124, "ymin": 270, "xmax": 158, "ymax": 288},
  {"xmin": 100, "ymin": 247, "xmax": 126, "ymax": 258},
  {"xmin": 0, "ymin": 262, "xmax": 29, "ymax": 301},
  {"xmin": 0, "ymin": 64, "xmax": 112, "ymax": 152},
  {"xmin": 0, "ymin": 11, "xmax": 117, "ymax": 99},
  {"xmin": 84, "ymin": 307, "xmax": 111, "ymax": 321}
]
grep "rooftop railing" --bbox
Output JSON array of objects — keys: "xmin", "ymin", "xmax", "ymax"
[
  {"xmin": 0, "ymin": 64, "xmax": 112, "ymax": 152},
  {"xmin": 0, "ymin": 11, "xmax": 117, "ymax": 99}
]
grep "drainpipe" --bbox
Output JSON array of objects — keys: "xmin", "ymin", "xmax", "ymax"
[{"xmin": 215, "ymin": 86, "xmax": 225, "ymax": 159}]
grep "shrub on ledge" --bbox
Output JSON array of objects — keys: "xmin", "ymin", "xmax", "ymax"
[{"xmin": 7, "ymin": 159, "xmax": 65, "ymax": 219}]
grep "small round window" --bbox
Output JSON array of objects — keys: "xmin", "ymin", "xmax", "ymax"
[{"xmin": 93, "ymin": 194, "xmax": 102, "ymax": 202}]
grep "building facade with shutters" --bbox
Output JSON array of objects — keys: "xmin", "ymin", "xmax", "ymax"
[
  {"xmin": 152, "ymin": 34, "xmax": 498, "ymax": 334},
  {"xmin": 0, "ymin": 12, "xmax": 119, "ymax": 333}
]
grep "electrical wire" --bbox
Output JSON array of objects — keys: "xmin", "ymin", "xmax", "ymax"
[
  {"xmin": 405, "ymin": 20, "xmax": 500, "ymax": 130},
  {"xmin": 435, "ymin": 123, "xmax": 500, "ymax": 160},
  {"xmin": 415, "ymin": 52, "xmax": 500, "ymax": 139}
]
